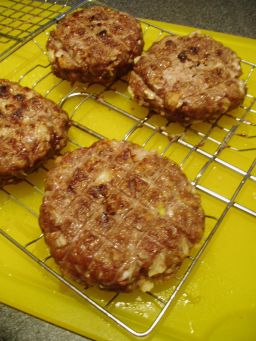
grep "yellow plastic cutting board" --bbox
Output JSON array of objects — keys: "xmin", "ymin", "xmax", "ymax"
[{"xmin": 0, "ymin": 2, "xmax": 256, "ymax": 341}]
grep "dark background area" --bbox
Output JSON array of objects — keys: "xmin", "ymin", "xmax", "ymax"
[
  {"xmin": 1, "ymin": 0, "xmax": 255, "ymax": 341},
  {"xmin": 103, "ymin": 0, "xmax": 256, "ymax": 38}
]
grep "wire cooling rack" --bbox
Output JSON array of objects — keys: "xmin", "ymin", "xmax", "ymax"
[
  {"xmin": 0, "ymin": 0, "xmax": 86, "ymax": 61},
  {"xmin": 0, "ymin": 0, "xmax": 256, "ymax": 338}
]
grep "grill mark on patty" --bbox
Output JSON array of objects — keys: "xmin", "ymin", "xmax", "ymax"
[{"xmin": 53, "ymin": 143, "xmax": 183, "ymax": 225}]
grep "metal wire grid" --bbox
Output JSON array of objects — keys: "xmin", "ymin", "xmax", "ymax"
[
  {"xmin": 0, "ymin": 0, "xmax": 87, "ymax": 61},
  {"xmin": 0, "ymin": 3, "xmax": 256, "ymax": 338}
]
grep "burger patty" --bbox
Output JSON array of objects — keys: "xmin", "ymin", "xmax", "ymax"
[
  {"xmin": 47, "ymin": 6, "xmax": 144, "ymax": 85},
  {"xmin": 129, "ymin": 32, "xmax": 246, "ymax": 122},
  {"xmin": 0, "ymin": 79, "xmax": 70, "ymax": 187},
  {"xmin": 39, "ymin": 140, "xmax": 204, "ymax": 292}
]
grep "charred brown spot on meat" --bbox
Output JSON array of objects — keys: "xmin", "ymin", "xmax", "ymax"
[
  {"xmin": 51, "ymin": 133, "xmax": 63, "ymax": 149},
  {"xmin": 11, "ymin": 108, "xmax": 23, "ymax": 121},
  {"xmin": 90, "ymin": 13, "xmax": 105, "ymax": 21},
  {"xmin": 215, "ymin": 67, "xmax": 223, "ymax": 76},
  {"xmin": 14, "ymin": 94, "xmax": 25, "ymax": 101},
  {"xmin": 73, "ymin": 11, "xmax": 81, "ymax": 19},
  {"xmin": 216, "ymin": 49, "xmax": 223, "ymax": 56},
  {"xmin": 165, "ymin": 40, "xmax": 175, "ymax": 47},
  {"xmin": 0, "ymin": 85, "xmax": 9, "ymax": 97},
  {"xmin": 97, "ymin": 29, "xmax": 107, "ymax": 38},
  {"xmin": 178, "ymin": 51, "xmax": 187, "ymax": 62},
  {"xmin": 30, "ymin": 98, "xmax": 43, "ymax": 110},
  {"xmin": 76, "ymin": 28, "xmax": 85, "ymax": 36},
  {"xmin": 68, "ymin": 169, "xmax": 88, "ymax": 192},
  {"xmin": 98, "ymin": 184, "xmax": 108, "ymax": 196},
  {"xmin": 115, "ymin": 148, "xmax": 132, "ymax": 161},
  {"xmin": 189, "ymin": 46, "xmax": 199, "ymax": 54},
  {"xmin": 88, "ymin": 184, "xmax": 108, "ymax": 198},
  {"xmin": 105, "ymin": 203, "xmax": 116, "ymax": 216},
  {"xmin": 128, "ymin": 176, "xmax": 146, "ymax": 197}
]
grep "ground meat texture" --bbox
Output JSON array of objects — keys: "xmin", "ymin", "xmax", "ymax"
[
  {"xmin": 39, "ymin": 140, "xmax": 204, "ymax": 292},
  {"xmin": 47, "ymin": 6, "xmax": 144, "ymax": 85},
  {"xmin": 128, "ymin": 32, "xmax": 246, "ymax": 122},
  {"xmin": 0, "ymin": 79, "xmax": 70, "ymax": 187}
]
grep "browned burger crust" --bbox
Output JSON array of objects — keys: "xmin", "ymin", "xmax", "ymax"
[
  {"xmin": 39, "ymin": 140, "xmax": 204, "ymax": 292},
  {"xmin": 47, "ymin": 6, "xmax": 144, "ymax": 84},
  {"xmin": 0, "ymin": 79, "xmax": 70, "ymax": 187},
  {"xmin": 129, "ymin": 32, "xmax": 246, "ymax": 122}
]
